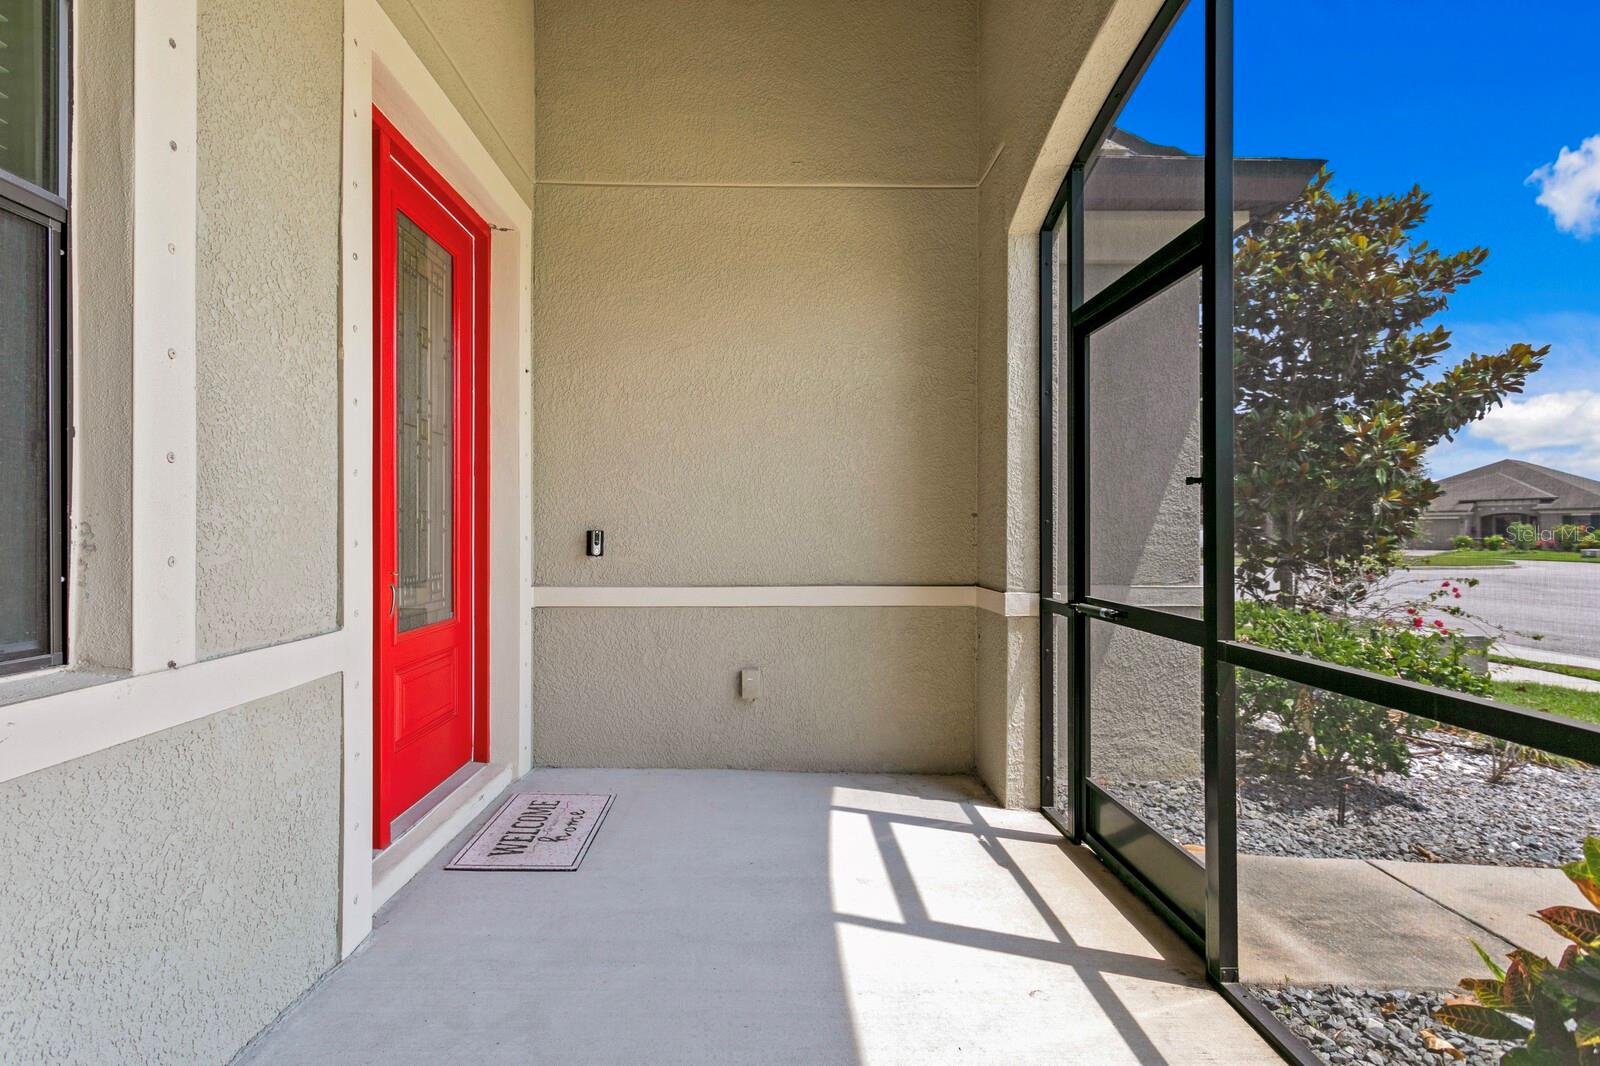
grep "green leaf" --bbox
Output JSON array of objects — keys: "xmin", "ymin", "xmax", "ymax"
[
  {"xmin": 1501, "ymin": 1049, "xmax": 1570, "ymax": 1066},
  {"xmin": 1536, "ymin": 906, "xmax": 1600, "ymax": 947},
  {"xmin": 1576, "ymin": 1008, "xmax": 1600, "ymax": 1047},
  {"xmin": 1458, "ymin": 977, "xmax": 1512, "ymax": 1009},
  {"xmin": 1546, "ymin": 966, "xmax": 1600, "ymax": 1004},
  {"xmin": 1502, "ymin": 957, "xmax": 1537, "ymax": 1010},
  {"xmin": 1433, "ymin": 1002, "xmax": 1530, "ymax": 1041},
  {"xmin": 1472, "ymin": 939, "xmax": 1509, "ymax": 982}
]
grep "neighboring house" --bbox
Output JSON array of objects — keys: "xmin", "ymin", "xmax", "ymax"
[{"xmin": 1414, "ymin": 458, "xmax": 1600, "ymax": 546}]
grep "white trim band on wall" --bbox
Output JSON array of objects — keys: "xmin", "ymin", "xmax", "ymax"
[
  {"xmin": 531, "ymin": 585, "xmax": 1041, "ymax": 617},
  {"xmin": 0, "ymin": 631, "xmax": 346, "ymax": 785}
]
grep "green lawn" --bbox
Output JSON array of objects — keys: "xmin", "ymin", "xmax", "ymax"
[
  {"xmin": 1491, "ymin": 679, "xmax": 1600, "ymax": 726},
  {"xmin": 1490, "ymin": 655, "xmax": 1600, "ymax": 685},
  {"xmin": 1404, "ymin": 549, "xmax": 1598, "ymax": 567}
]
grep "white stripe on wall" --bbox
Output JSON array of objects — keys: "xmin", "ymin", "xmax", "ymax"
[{"xmin": 531, "ymin": 585, "xmax": 1040, "ymax": 617}]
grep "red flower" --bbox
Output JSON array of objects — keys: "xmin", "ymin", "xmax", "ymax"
[
  {"xmin": 1452, "ymin": 590, "xmax": 1461, "ymax": 598},
  {"xmin": 1433, "ymin": 619, "xmax": 1446, "ymax": 629},
  {"xmin": 1413, "ymin": 616, "xmax": 1425, "ymax": 628}
]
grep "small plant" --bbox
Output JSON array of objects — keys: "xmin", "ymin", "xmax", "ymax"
[
  {"xmin": 1484, "ymin": 534, "xmax": 1510, "ymax": 551},
  {"xmin": 1507, "ymin": 522, "xmax": 1539, "ymax": 550},
  {"xmin": 1453, "ymin": 535, "xmax": 1480, "ymax": 550},
  {"xmin": 1579, "ymin": 534, "xmax": 1600, "ymax": 551},
  {"xmin": 1556, "ymin": 524, "xmax": 1585, "ymax": 551},
  {"xmin": 1484, "ymin": 738, "xmax": 1527, "ymax": 784},
  {"xmin": 1434, "ymin": 835, "xmax": 1600, "ymax": 1063},
  {"xmin": 1236, "ymin": 600, "xmax": 1492, "ymax": 776}
]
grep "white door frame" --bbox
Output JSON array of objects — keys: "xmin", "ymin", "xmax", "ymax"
[{"xmin": 338, "ymin": 0, "xmax": 533, "ymax": 955}]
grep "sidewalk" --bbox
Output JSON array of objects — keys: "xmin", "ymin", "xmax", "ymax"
[{"xmin": 1240, "ymin": 855, "xmax": 1571, "ymax": 988}]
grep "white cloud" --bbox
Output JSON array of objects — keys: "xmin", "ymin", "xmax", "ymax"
[
  {"xmin": 1527, "ymin": 135, "xmax": 1600, "ymax": 238},
  {"xmin": 1469, "ymin": 389, "xmax": 1600, "ymax": 476}
]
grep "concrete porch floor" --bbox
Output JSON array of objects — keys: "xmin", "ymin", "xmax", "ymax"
[{"xmin": 238, "ymin": 769, "xmax": 1279, "ymax": 1065}]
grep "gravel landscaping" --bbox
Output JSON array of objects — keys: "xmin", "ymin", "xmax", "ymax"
[
  {"xmin": 1249, "ymin": 986, "xmax": 1520, "ymax": 1065},
  {"xmin": 1099, "ymin": 728, "xmax": 1599, "ymax": 866}
]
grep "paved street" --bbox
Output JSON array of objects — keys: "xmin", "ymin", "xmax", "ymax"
[{"xmin": 1387, "ymin": 559, "xmax": 1600, "ymax": 660}]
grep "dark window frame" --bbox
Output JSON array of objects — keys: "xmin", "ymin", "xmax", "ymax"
[
  {"xmin": 1038, "ymin": 1, "xmax": 1600, "ymax": 1061},
  {"xmin": 0, "ymin": 0, "xmax": 71, "ymax": 678}
]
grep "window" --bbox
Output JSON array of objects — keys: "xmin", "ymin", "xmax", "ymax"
[{"xmin": 0, "ymin": 0, "xmax": 68, "ymax": 676}]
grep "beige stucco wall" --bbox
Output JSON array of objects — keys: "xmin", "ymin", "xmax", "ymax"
[
  {"xmin": 534, "ymin": 608, "xmax": 975, "ymax": 772},
  {"xmin": 2, "ymin": 3, "xmax": 541, "ymax": 1062},
  {"xmin": 972, "ymin": 0, "xmax": 1161, "ymax": 806},
  {"xmin": 0, "ymin": 675, "xmax": 343, "ymax": 1064},
  {"xmin": 534, "ymin": 0, "xmax": 975, "ymax": 187},
  {"xmin": 531, "ymin": 0, "xmax": 979, "ymax": 772},
  {"xmin": 68, "ymin": 0, "xmax": 135, "ymax": 669},
  {"xmin": 378, "ymin": 0, "xmax": 535, "ymax": 204},
  {"xmin": 534, "ymin": 184, "xmax": 975, "ymax": 587},
  {"xmin": 195, "ymin": 0, "xmax": 343, "ymax": 657}
]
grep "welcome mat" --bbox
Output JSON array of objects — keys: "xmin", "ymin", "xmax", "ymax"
[{"xmin": 446, "ymin": 793, "xmax": 614, "ymax": 871}]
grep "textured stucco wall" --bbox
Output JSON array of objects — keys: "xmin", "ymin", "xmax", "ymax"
[
  {"xmin": 975, "ymin": 610, "xmax": 1041, "ymax": 806},
  {"xmin": 534, "ymin": 0, "xmax": 975, "ymax": 186},
  {"xmin": 68, "ymin": 0, "xmax": 134, "ymax": 669},
  {"xmin": 378, "ymin": 0, "xmax": 535, "ymax": 204},
  {"xmin": 0, "ymin": 675, "xmax": 343, "ymax": 1064},
  {"xmin": 534, "ymin": 184, "xmax": 976, "ymax": 586},
  {"xmin": 1086, "ymin": 269, "xmax": 1203, "ymax": 603},
  {"xmin": 972, "ymin": 0, "xmax": 1157, "ymax": 806},
  {"xmin": 533, "ymin": 608, "xmax": 974, "ymax": 772},
  {"xmin": 1088, "ymin": 624, "xmax": 1202, "ymax": 783},
  {"xmin": 531, "ymin": 0, "xmax": 979, "ymax": 773},
  {"xmin": 195, "ymin": 0, "xmax": 342, "ymax": 657}
]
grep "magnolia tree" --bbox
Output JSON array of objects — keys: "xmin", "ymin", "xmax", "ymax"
[{"xmin": 1233, "ymin": 170, "xmax": 1547, "ymax": 610}]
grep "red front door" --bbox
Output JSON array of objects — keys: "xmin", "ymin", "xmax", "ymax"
[{"xmin": 373, "ymin": 112, "xmax": 491, "ymax": 849}]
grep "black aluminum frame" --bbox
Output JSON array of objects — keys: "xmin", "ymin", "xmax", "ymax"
[
  {"xmin": 1036, "ymin": 0, "xmax": 1600, "ymax": 1062},
  {"xmin": 0, "ymin": 0, "xmax": 71, "ymax": 678}
]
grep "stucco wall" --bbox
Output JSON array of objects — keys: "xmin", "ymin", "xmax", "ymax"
[
  {"xmin": 533, "ymin": 0, "xmax": 974, "ymax": 187},
  {"xmin": 69, "ymin": 0, "xmax": 134, "ymax": 669},
  {"xmin": 1085, "ymin": 269, "xmax": 1203, "ymax": 605},
  {"xmin": 975, "ymin": 608, "xmax": 1041, "ymax": 805},
  {"xmin": 531, "ymin": 0, "xmax": 979, "ymax": 772},
  {"xmin": 378, "ymin": 0, "xmax": 535, "ymax": 205},
  {"xmin": 972, "ymin": 0, "xmax": 1158, "ymax": 806},
  {"xmin": 534, "ymin": 184, "xmax": 975, "ymax": 587},
  {"xmin": 0, "ymin": 675, "xmax": 343, "ymax": 1064},
  {"xmin": 1088, "ymin": 624, "xmax": 1202, "ymax": 783},
  {"xmin": 534, "ymin": 608, "xmax": 974, "ymax": 772},
  {"xmin": 1080, "ymin": 269, "xmax": 1204, "ymax": 780},
  {"xmin": 195, "ymin": 0, "xmax": 342, "ymax": 657}
]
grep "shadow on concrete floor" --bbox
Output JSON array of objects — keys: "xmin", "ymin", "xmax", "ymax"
[{"xmin": 237, "ymin": 769, "xmax": 1277, "ymax": 1066}]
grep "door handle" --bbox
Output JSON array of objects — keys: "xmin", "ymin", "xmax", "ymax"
[
  {"xmin": 389, "ymin": 582, "xmax": 398, "ymax": 619},
  {"xmin": 1072, "ymin": 604, "xmax": 1124, "ymax": 622}
]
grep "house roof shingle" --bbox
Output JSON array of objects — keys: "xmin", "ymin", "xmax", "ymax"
[{"xmin": 1430, "ymin": 459, "xmax": 1600, "ymax": 513}]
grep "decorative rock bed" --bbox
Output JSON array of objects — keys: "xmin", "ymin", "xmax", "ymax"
[
  {"xmin": 1100, "ymin": 728, "xmax": 1599, "ymax": 866},
  {"xmin": 1096, "ymin": 730, "xmax": 1597, "ymax": 1063},
  {"xmin": 1248, "ymin": 986, "xmax": 1519, "ymax": 1065}
]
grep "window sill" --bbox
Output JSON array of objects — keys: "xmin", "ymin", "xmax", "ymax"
[{"xmin": 0, "ymin": 664, "xmax": 130, "ymax": 710}]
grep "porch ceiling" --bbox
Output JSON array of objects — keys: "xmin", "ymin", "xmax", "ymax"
[{"xmin": 238, "ymin": 769, "xmax": 1276, "ymax": 1065}]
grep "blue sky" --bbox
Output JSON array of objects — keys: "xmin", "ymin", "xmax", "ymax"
[{"xmin": 1119, "ymin": 2, "xmax": 1600, "ymax": 478}]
